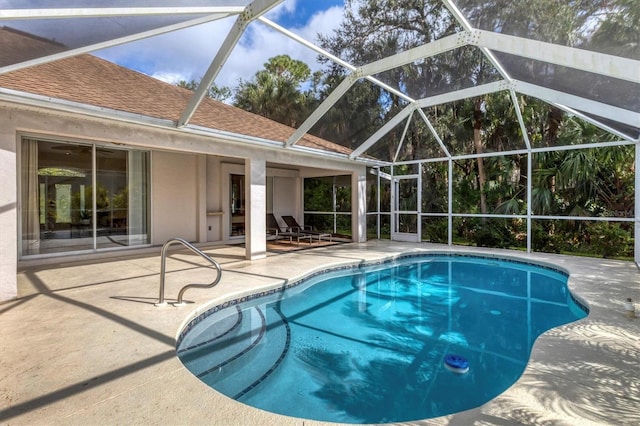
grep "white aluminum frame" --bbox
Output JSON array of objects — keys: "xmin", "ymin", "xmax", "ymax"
[
  {"xmin": 2, "ymin": 2, "xmax": 639, "ymax": 263},
  {"xmin": 385, "ymin": 137, "xmax": 638, "ymax": 260},
  {"xmin": 0, "ymin": 7, "xmax": 245, "ymax": 19},
  {"xmin": 0, "ymin": 14, "xmax": 234, "ymax": 75},
  {"xmin": 178, "ymin": 0, "xmax": 282, "ymax": 127}
]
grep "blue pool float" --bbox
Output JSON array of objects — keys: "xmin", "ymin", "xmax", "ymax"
[{"xmin": 444, "ymin": 354, "xmax": 469, "ymax": 374}]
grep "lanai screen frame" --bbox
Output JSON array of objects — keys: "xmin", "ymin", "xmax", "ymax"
[{"xmin": 1, "ymin": 0, "xmax": 639, "ymax": 264}]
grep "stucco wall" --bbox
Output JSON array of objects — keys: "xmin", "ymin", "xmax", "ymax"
[
  {"xmin": 151, "ymin": 151, "xmax": 198, "ymax": 245},
  {"xmin": 272, "ymin": 176, "xmax": 299, "ymax": 229}
]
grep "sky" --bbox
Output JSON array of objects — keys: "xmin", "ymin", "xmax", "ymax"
[{"xmin": 95, "ymin": 0, "xmax": 346, "ymax": 90}]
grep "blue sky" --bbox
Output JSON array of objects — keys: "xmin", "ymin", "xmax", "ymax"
[
  {"xmin": 96, "ymin": 0, "xmax": 346, "ymax": 90},
  {"xmin": 275, "ymin": 0, "xmax": 344, "ymax": 27}
]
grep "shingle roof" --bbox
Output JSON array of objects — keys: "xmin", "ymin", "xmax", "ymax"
[
  {"xmin": 0, "ymin": 26, "xmax": 66, "ymax": 67},
  {"xmin": 0, "ymin": 28, "xmax": 352, "ymax": 157}
]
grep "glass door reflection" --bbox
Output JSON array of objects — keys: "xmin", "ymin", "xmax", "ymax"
[{"xmin": 230, "ymin": 174, "xmax": 245, "ymax": 237}]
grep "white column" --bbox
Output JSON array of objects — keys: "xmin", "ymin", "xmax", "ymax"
[
  {"xmin": 196, "ymin": 155, "xmax": 207, "ymax": 243},
  {"xmin": 245, "ymin": 158, "xmax": 266, "ymax": 260},
  {"xmin": 0, "ymin": 131, "xmax": 17, "ymax": 301},
  {"xmin": 351, "ymin": 167, "xmax": 367, "ymax": 243}
]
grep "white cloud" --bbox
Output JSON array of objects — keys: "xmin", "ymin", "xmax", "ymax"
[
  {"xmin": 151, "ymin": 71, "xmax": 190, "ymax": 85},
  {"xmin": 96, "ymin": 17, "xmax": 236, "ymax": 85},
  {"xmin": 219, "ymin": 4, "xmax": 345, "ymax": 87},
  {"xmin": 95, "ymin": 2, "xmax": 344, "ymax": 90},
  {"xmin": 297, "ymin": 5, "xmax": 344, "ymax": 45},
  {"xmin": 266, "ymin": 0, "xmax": 298, "ymax": 19}
]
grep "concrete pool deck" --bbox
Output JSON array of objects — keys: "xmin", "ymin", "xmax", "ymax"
[{"xmin": 2, "ymin": 241, "xmax": 639, "ymax": 425}]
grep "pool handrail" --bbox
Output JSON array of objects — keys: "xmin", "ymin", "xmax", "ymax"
[{"xmin": 157, "ymin": 237, "xmax": 222, "ymax": 306}]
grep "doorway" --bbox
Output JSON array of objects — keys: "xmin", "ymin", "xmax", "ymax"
[
  {"xmin": 20, "ymin": 138, "xmax": 150, "ymax": 256},
  {"xmin": 391, "ymin": 173, "xmax": 421, "ymax": 242},
  {"xmin": 230, "ymin": 174, "xmax": 245, "ymax": 237}
]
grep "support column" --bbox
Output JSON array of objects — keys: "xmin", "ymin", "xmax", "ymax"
[
  {"xmin": 245, "ymin": 158, "xmax": 266, "ymax": 260},
  {"xmin": 0, "ymin": 131, "xmax": 17, "ymax": 301},
  {"xmin": 196, "ymin": 155, "xmax": 207, "ymax": 243},
  {"xmin": 351, "ymin": 167, "xmax": 367, "ymax": 243}
]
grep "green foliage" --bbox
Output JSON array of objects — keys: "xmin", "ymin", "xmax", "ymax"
[
  {"xmin": 311, "ymin": 73, "xmax": 387, "ymax": 150},
  {"xmin": 304, "ymin": 213, "xmax": 332, "ymax": 233},
  {"xmin": 471, "ymin": 220, "xmax": 517, "ymax": 249},
  {"xmin": 532, "ymin": 222, "xmax": 563, "ymax": 253},
  {"xmin": 304, "ymin": 177, "xmax": 352, "ymax": 212},
  {"xmin": 335, "ymin": 185, "xmax": 352, "ymax": 212},
  {"xmin": 421, "ymin": 217, "xmax": 447, "ymax": 243},
  {"xmin": 336, "ymin": 215, "xmax": 352, "ymax": 236},
  {"xmin": 589, "ymin": 0, "xmax": 640, "ymax": 58},
  {"xmin": 304, "ymin": 177, "xmax": 333, "ymax": 211},
  {"xmin": 176, "ymin": 79, "xmax": 231, "ymax": 102},
  {"xmin": 234, "ymin": 55, "xmax": 315, "ymax": 128},
  {"xmin": 533, "ymin": 221, "xmax": 634, "ymax": 260},
  {"xmin": 263, "ymin": 54, "xmax": 311, "ymax": 83},
  {"xmin": 589, "ymin": 222, "xmax": 633, "ymax": 259},
  {"xmin": 421, "ymin": 162, "xmax": 448, "ymax": 213}
]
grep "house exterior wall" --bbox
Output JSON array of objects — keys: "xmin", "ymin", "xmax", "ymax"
[
  {"xmin": 0, "ymin": 101, "xmax": 368, "ymax": 302},
  {"xmin": 151, "ymin": 151, "xmax": 199, "ymax": 245},
  {"xmin": 272, "ymin": 176, "xmax": 300, "ymax": 229}
]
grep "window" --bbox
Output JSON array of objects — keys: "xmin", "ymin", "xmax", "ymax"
[{"xmin": 20, "ymin": 138, "xmax": 150, "ymax": 256}]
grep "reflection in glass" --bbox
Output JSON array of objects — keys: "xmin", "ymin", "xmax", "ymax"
[
  {"xmin": 95, "ymin": 147, "xmax": 150, "ymax": 249},
  {"xmin": 20, "ymin": 138, "xmax": 150, "ymax": 256},
  {"xmin": 230, "ymin": 174, "xmax": 245, "ymax": 236}
]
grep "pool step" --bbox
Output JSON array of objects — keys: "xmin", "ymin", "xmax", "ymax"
[{"xmin": 178, "ymin": 304, "xmax": 289, "ymax": 399}]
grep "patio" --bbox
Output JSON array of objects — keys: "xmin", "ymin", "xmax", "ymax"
[{"xmin": 1, "ymin": 241, "xmax": 638, "ymax": 425}]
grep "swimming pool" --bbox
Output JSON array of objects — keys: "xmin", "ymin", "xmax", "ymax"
[{"xmin": 177, "ymin": 254, "xmax": 588, "ymax": 424}]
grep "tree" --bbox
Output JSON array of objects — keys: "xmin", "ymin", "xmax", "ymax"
[
  {"xmin": 316, "ymin": 1, "xmax": 498, "ymax": 160},
  {"xmin": 588, "ymin": 0, "xmax": 640, "ymax": 59},
  {"xmin": 176, "ymin": 79, "xmax": 232, "ymax": 102},
  {"xmin": 263, "ymin": 54, "xmax": 311, "ymax": 83},
  {"xmin": 234, "ymin": 55, "xmax": 314, "ymax": 128},
  {"xmin": 310, "ymin": 67, "xmax": 387, "ymax": 151}
]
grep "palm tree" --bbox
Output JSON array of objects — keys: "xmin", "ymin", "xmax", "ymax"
[{"xmin": 234, "ymin": 55, "xmax": 314, "ymax": 128}]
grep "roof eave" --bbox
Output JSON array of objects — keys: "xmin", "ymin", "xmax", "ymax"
[{"xmin": 1, "ymin": 87, "xmax": 378, "ymax": 166}]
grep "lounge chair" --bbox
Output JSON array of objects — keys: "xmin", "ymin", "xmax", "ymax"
[
  {"xmin": 266, "ymin": 214, "xmax": 314, "ymax": 246},
  {"xmin": 281, "ymin": 215, "xmax": 333, "ymax": 242}
]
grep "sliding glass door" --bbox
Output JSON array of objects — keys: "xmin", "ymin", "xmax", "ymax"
[{"xmin": 20, "ymin": 138, "xmax": 150, "ymax": 257}]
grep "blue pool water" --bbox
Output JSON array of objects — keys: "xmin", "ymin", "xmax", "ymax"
[{"xmin": 177, "ymin": 254, "xmax": 588, "ymax": 424}]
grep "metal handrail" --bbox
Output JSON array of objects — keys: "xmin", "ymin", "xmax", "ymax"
[{"xmin": 157, "ymin": 238, "xmax": 222, "ymax": 306}]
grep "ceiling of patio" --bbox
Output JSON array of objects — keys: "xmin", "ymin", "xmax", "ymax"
[{"xmin": 1, "ymin": 0, "xmax": 638, "ymax": 165}]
